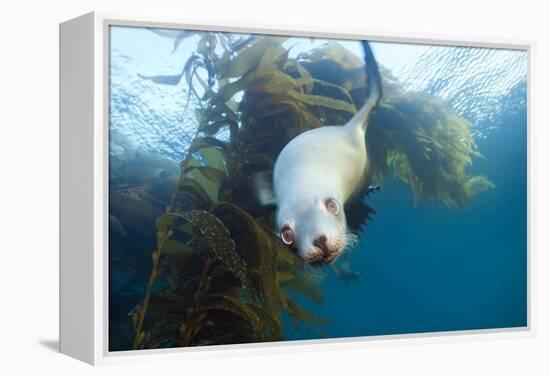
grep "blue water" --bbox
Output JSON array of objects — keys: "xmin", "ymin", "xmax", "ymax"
[{"xmin": 109, "ymin": 26, "xmax": 527, "ymax": 343}]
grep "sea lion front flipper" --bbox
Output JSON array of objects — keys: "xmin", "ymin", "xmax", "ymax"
[
  {"xmin": 366, "ymin": 184, "xmax": 380, "ymax": 196},
  {"xmin": 252, "ymin": 171, "xmax": 277, "ymax": 207}
]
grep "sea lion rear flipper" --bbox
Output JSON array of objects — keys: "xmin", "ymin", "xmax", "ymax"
[
  {"xmin": 253, "ymin": 171, "xmax": 277, "ymax": 207},
  {"xmin": 345, "ymin": 41, "xmax": 382, "ymax": 135}
]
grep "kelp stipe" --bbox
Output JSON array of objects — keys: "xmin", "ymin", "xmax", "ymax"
[{"xmin": 131, "ymin": 33, "xmax": 492, "ymax": 349}]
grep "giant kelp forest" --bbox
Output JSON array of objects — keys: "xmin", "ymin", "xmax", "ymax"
[{"xmin": 108, "ymin": 32, "xmax": 493, "ymax": 351}]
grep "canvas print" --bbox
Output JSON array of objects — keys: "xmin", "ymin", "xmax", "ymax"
[{"xmin": 108, "ymin": 25, "xmax": 528, "ymax": 351}]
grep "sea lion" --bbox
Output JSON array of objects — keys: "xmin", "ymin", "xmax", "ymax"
[{"xmin": 256, "ymin": 41, "xmax": 382, "ymax": 265}]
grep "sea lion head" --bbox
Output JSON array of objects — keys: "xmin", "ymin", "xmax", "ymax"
[{"xmin": 276, "ymin": 195, "xmax": 351, "ymax": 265}]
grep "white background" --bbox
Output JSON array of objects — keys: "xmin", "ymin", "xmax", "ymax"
[{"xmin": 0, "ymin": 0, "xmax": 548, "ymax": 375}]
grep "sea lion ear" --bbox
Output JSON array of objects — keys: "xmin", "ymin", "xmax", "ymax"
[{"xmin": 253, "ymin": 171, "xmax": 277, "ymax": 207}]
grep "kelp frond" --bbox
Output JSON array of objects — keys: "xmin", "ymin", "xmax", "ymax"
[{"xmin": 368, "ymin": 94, "xmax": 494, "ymax": 207}]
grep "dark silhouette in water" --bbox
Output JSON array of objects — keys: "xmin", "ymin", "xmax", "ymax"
[{"xmin": 331, "ymin": 261, "xmax": 362, "ymax": 287}]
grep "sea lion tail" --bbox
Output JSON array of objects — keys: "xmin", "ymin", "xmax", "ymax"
[{"xmin": 345, "ymin": 40, "xmax": 382, "ymax": 135}]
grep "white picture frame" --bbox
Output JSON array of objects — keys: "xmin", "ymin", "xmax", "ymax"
[{"xmin": 59, "ymin": 11, "xmax": 535, "ymax": 365}]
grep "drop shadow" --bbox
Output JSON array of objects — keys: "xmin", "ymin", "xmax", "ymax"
[{"xmin": 38, "ymin": 339, "xmax": 59, "ymax": 353}]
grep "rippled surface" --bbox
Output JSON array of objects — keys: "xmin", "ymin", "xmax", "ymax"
[
  {"xmin": 110, "ymin": 50, "xmax": 197, "ymax": 161},
  {"xmin": 373, "ymin": 42, "xmax": 527, "ymax": 135},
  {"xmin": 110, "ymin": 27, "xmax": 528, "ymax": 160}
]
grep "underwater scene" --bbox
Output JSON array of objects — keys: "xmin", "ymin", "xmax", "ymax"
[{"xmin": 108, "ymin": 25, "xmax": 528, "ymax": 351}]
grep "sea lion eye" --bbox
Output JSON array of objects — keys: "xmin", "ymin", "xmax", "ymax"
[
  {"xmin": 280, "ymin": 227, "xmax": 294, "ymax": 245},
  {"xmin": 325, "ymin": 198, "xmax": 340, "ymax": 215}
]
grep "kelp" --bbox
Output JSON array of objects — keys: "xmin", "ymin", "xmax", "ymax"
[
  {"xmin": 127, "ymin": 32, "xmax": 491, "ymax": 349},
  {"xmin": 368, "ymin": 94, "xmax": 494, "ymax": 207}
]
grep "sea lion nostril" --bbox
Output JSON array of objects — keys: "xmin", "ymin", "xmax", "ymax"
[{"xmin": 313, "ymin": 235, "xmax": 328, "ymax": 253}]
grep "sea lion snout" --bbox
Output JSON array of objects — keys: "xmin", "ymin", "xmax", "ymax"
[
  {"xmin": 313, "ymin": 235, "xmax": 328, "ymax": 251},
  {"xmin": 307, "ymin": 235, "xmax": 341, "ymax": 264}
]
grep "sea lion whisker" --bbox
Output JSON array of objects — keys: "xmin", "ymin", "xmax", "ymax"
[
  {"xmin": 337, "ymin": 233, "xmax": 359, "ymax": 255},
  {"xmin": 345, "ymin": 233, "xmax": 359, "ymax": 245},
  {"xmin": 338, "ymin": 233, "xmax": 359, "ymax": 247}
]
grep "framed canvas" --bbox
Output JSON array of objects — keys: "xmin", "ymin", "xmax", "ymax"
[{"xmin": 59, "ymin": 11, "xmax": 534, "ymax": 365}]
